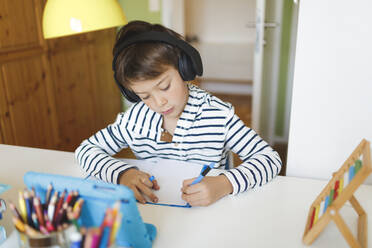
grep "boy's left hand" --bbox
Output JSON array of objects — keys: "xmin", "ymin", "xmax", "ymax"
[{"xmin": 181, "ymin": 175, "xmax": 233, "ymax": 206}]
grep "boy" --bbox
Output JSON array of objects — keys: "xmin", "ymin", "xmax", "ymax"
[{"xmin": 75, "ymin": 21, "xmax": 282, "ymax": 206}]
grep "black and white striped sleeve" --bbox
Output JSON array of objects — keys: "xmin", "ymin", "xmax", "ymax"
[
  {"xmin": 74, "ymin": 113, "xmax": 136, "ymax": 184},
  {"xmin": 221, "ymin": 107, "xmax": 282, "ymax": 195}
]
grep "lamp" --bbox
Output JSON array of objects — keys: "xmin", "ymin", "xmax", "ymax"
[{"xmin": 42, "ymin": 0, "xmax": 127, "ymax": 39}]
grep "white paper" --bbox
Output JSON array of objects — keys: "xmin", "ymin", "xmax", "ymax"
[{"xmin": 120, "ymin": 158, "xmax": 221, "ymax": 206}]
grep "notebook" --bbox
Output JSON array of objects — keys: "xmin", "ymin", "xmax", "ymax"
[{"xmin": 120, "ymin": 158, "xmax": 222, "ymax": 207}]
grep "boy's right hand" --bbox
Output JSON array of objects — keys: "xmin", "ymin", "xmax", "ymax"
[{"xmin": 118, "ymin": 168, "xmax": 160, "ymax": 204}]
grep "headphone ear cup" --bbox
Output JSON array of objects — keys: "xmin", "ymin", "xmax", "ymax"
[{"xmin": 178, "ymin": 52, "xmax": 196, "ymax": 81}]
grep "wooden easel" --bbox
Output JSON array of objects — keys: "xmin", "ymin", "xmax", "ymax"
[{"xmin": 303, "ymin": 139, "xmax": 372, "ymax": 248}]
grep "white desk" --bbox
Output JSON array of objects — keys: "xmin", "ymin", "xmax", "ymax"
[{"xmin": 1, "ymin": 144, "xmax": 372, "ymax": 248}]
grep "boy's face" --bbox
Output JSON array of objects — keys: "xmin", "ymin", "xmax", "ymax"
[{"xmin": 129, "ymin": 67, "xmax": 189, "ymax": 120}]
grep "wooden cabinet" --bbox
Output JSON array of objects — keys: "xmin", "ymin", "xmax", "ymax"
[{"xmin": 0, "ymin": 0, "xmax": 122, "ymax": 151}]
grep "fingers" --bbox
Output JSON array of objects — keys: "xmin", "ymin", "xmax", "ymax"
[
  {"xmin": 140, "ymin": 173, "xmax": 153, "ymax": 187},
  {"xmin": 130, "ymin": 186, "xmax": 146, "ymax": 204},
  {"xmin": 182, "ymin": 192, "xmax": 209, "ymax": 207},
  {"xmin": 141, "ymin": 175, "xmax": 160, "ymax": 190},
  {"xmin": 118, "ymin": 169, "xmax": 159, "ymax": 204},
  {"xmin": 152, "ymin": 179, "xmax": 160, "ymax": 190},
  {"xmin": 181, "ymin": 183, "xmax": 202, "ymax": 195},
  {"xmin": 182, "ymin": 178, "xmax": 195, "ymax": 188},
  {"xmin": 181, "ymin": 178, "xmax": 200, "ymax": 194},
  {"xmin": 137, "ymin": 182, "xmax": 158, "ymax": 204}
]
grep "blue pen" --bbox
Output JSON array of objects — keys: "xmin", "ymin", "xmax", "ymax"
[
  {"xmin": 149, "ymin": 176, "xmax": 155, "ymax": 182},
  {"xmin": 185, "ymin": 163, "xmax": 214, "ymax": 208},
  {"xmin": 190, "ymin": 163, "xmax": 214, "ymax": 185}
]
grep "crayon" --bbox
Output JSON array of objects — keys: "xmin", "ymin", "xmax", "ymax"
[
  {"xmin": 31, "ymin": 212, "xmax": 39, "ymax": 230},
  {"xmin": 54, "ymin": 206, "xmax": 65, "ymax": 228},
  {"xmin": 111, "ymin": 201, "xmax": 120, "ymax": 217},
  {"xmin": 60, "ymin": 202, "xmax": 69, "ymax": 224},
  {"xmin": 48, "ymin": 191, "xmax": 58, "ymax": 222},
  {"xmin": 99, "ymin": 226, "xmax": 111, "ymax": 248},
  {"xmin": 33, "ymin": 197, "xmax": 45, "ymax": 227},
  {"xmin": 110, "ymin": 201, "xmax": 121, "ymax": 244},
  {"xmin": 9, "ymin": 202, "xmax": 23, "ymax": 222},
  {"xmin": 18, "ymin": 191, "xmax": 27, "ymax": 223},
  {"xmin": 80, "ymin": 227, "xmax": 87, "ymax": 247},
  {"xmin": 73, "ymin": 198, "xmax": 84, "ymax": 214},
  {"xmin": 69, "ymin": 191, "xmax": 79, "ymax": 207},
  {"xmin": 53, "ymin": 190, "xmax": 66, "ymax": 224},
  {"xmin": 83, "ymin": 229, "xmax": 94, "ymax": 248},
  {"xmin": 67, "ymin": 207, "xmax": 80, "ymax": 231},
  {"xmin": 45, "ymin": 183, "xmax": 53, "ymax": 205},
  {"xmin": 90, "ymin": 228, "xmax": 101, "ymax": 248},
  {"xmin": 97, "ymin": 208, "xmax": 112, "ymax": 247},
  {"xmin": 110, "ymin": 212, "xmax": 122, "ymax": 244},
  {"xmin": 24, "ymin": 191, "xmax": 33, "ymax": 225},
  {"xmin": 27, "ymin": 190, "xmax": 34, "ymax": 213},
  {"xmin": 65, "ymin": 191, "xmax": 74, "ymax": 206},
  {"xmin": 56, "ymin": 201, "xmax": 68, "ymax": 227},
  {"xmin": 44, "ymin": 211, "xmax": 55, "ymax": 232},
  {"xmin": 30, "ymin": 187, "xmax": 36, "ymax": 198},
  {"xmin": 12, "ymin": 216, "xmax": 26, "ymax": 233},
  {"xmin": 100, "ymin": 208, "xmax": 113, "ymax": 230}
]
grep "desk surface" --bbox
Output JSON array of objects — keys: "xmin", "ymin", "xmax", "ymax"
[{"xmin": 1, "ymin": 144, "xmax": 371, "ymax": 248}]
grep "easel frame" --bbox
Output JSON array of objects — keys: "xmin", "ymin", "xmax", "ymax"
[{"xmin": 303, "ymin": 139, "xmax": 372, "ymax": 248}]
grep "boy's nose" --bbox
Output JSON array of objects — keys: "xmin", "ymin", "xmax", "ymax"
[{"xmin": 154, "ymin": 95, "xmax": 167, "ymax": 106}]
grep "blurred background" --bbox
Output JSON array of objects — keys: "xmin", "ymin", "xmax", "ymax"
[{"xmin": 0, "ymin": 0, "xmax": 299, "ymax": 175}]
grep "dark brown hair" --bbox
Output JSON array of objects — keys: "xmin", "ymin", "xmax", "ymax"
[{"xmin": 113, "ymin": 21, "xmax": 183, "ymax": 87}]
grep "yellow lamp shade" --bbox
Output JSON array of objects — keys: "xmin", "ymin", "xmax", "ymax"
[{"xmin": 42, "ymin": 0, "xmax": 127, "ymax": 39}]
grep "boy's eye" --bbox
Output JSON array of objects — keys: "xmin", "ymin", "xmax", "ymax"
[
  {"xmin": 160, "ymin": 84, "xmax": 170, "ymax": 91},
  {"xmin": 141, "ymin": 95, "xmax": 150, "ymax": 100}
]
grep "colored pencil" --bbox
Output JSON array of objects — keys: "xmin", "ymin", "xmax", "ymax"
[{"xmin": 18, "ymin": 191, "xmax": 27, "ymax": 223}]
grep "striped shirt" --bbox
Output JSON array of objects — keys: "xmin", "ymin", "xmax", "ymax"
[{"xmin": 75, "ymin": 84, "xmax": 282, "ymax": 195}]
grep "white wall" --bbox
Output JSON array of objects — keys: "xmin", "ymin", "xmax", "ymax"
[
  {"xmin": 287, "ymin": 0, "xmax": 372, "ymax": 184},
  {"xmin": 184, "ymin": 0, "xmax": 255, "ymax": 88},
  {"xmin": 185, "ymin": 0, "xmax": 256, "ymax": 43},
  {"xmin": 162, "ymin": 0, "xmax": 185, "ymax": 35}
]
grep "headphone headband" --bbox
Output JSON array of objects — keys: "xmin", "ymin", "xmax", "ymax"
[{"xmin": 112, "ymin": 31, "xmax": 203, "ymax": 76}]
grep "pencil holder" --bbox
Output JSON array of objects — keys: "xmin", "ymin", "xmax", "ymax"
[
  {"xmin": 17, "ymin": 230, "xmax": 68, "ymax": 248},
  {"xmin": 24, "ymin": 172, "xmax": 156, "ymax": 248}
]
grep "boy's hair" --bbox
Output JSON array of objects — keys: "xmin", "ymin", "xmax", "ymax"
[{"xmin": 113, "ymin": 21, "xmax": 182, "ymax": 88}]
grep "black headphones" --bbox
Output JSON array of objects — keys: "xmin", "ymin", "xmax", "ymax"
[{"xmin": 112, "ymin": 31, "xmax": 203, "ymax": 102}]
